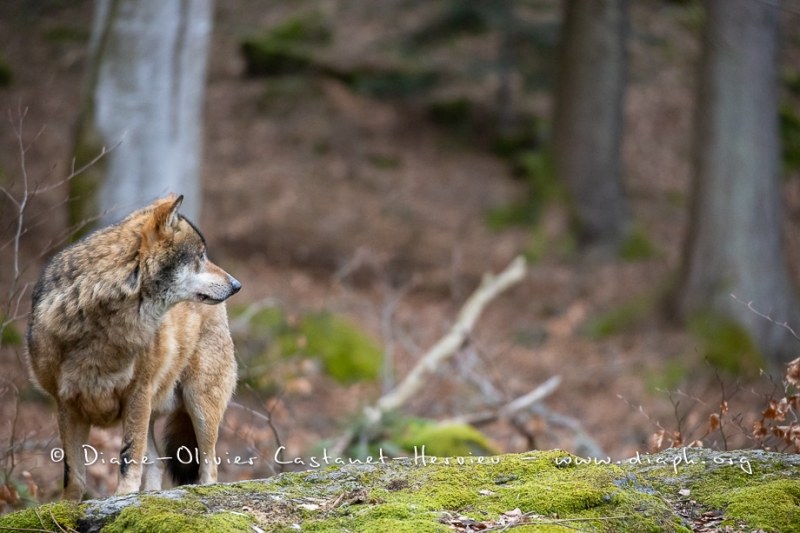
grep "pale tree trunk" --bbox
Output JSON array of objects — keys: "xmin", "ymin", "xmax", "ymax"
[
  {"xmin": 675, "ymin": 0, "xmax": 799, "ymax": 366},
  {"xmin": 552, "ymin": 0, "xmax": 630, "ymax": 248},
  {"xmin": 70, "ymin": 0, "xmax": 212, "ymax": 228}
]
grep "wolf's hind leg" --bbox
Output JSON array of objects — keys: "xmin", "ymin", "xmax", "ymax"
[
  {"xmin": 58, "ymin": 406, "xmax": 90, "ymax": 500},
  {"xmin": 183, "ymin": 388, "xmax": 225, "ymax": 484}
]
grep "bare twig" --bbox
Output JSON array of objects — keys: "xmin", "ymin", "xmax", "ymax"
[
  {"xmin": 731, "ymin": 293, "xmax": 800, "ymax": 342},
  {"xmin": 445, "ymin": 375, "xmax": 562, "ymax": 426}
]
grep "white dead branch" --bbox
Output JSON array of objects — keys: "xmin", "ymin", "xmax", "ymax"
[
  {"xmin": 331, "ymin": 256, "xmax": 527, "ymax": 455},
  {"xmin": 368, "ymin": 255, "xmax": 527, "ymax": 422}
]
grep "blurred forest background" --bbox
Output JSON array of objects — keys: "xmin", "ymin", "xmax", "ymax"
[{"xmin": 1, "ymin": 0, "xmax": 800, "ymax": 508}]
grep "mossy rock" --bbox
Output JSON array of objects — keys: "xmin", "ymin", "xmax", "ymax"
[
  {"xmin": 285, "ymin": 312, "xmax": 383, "ymax": 384},
  {"xmin": 391, "ymin": 419, "xmax": 499, "ymax": 457},
  {"xmin": 5, "ymin": 449, "xmax": 799, "ymax": 531},
  {"xmin": 235, "ymin": 306, "xmax": 382, "ymax": 386}
]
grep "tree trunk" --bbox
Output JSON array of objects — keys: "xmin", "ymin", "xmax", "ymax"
[
  {"xmin": 675, "ymin": 0, "xmax": 799, "ymax": 366},
  {"xmin": 552, "ymin": 0, "xmax": 630, "ymax": 248},
  {"xmin": 70, "ymin": 0, "xmax": 212, "ymax": 229}
]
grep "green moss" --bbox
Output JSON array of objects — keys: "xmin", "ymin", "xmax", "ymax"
[
  {"xmin": 633, "ymin": 450, "xmax": 800, "ymax": 533},
  {"xmin": 709, "ymin": 480, "xmax": 800, "ymax": 531},
  {"xmin": 331, "ymin": 67, "xmax": 439, "ymax": 99},
  {"xmin": 618, "ymin": 227, "xmax": 659, "ymax": 261},
  {"xmin": 428, "ymin": 98, "xmax": 472, "ymax": 136},
  {"xmin": 43, "ymin": 25, "xmax": 90, "ymax": 43},
  {"xmin": 785, "ymin": 69, "xmax": 800, "ymax": 96},
  {"xmin": 485, "ymin": 149, "xmax": 562, "ymax": 232},
  {"xmin": 0, "ymin": 319, "xmax": 22, "ymax": 347},
  {"xmin": 393, "ymin": 420, "xmax": 498, "ymax": 457},
  {"xmin": 0, "ymin": 57, "xmax": 12, "ymax": 87},
  {"xmin": 645, "ymin": 359, "xmax": 688, "ymax": 393},
  {"xmin": 410, "ymin": 1, "xmax": 489, "ymax": 46},
  {"xmin": 11, "ymin": 450, "xmax": 798, "ymax": 532},
  {"xmin": 688, "ymin": 312, "xmax": 765, "ymax": 377},
  {"xmin": 780, "ymin": 103, "xmax": 800, "ymax": 173},
  {"xmin": 366, "ymin": 153, "xmax": 402, "ymax": 170},
  {"xmin": 290, "ymin": 312, "xmax": 382, "ymax": 384},
  {"xmin": 103, "ymin": 495, "xmax": 253, "ymax": 533},
  {"xmin": 0, "ymin": 501, "xmax": 81, "ymax": 531},
  {"xmin": 241, "ymin": 13, "xmax": 331, "ymax": 77},
  {"xmin": 68, "ymin": 131, "xmax": 106, "ymax": 239},
  {"xmin": 584, "ymin": 291, "xmax": 657, "ymax": 340},
  {"xmin": 237, "ymin": 305, "xmax": 382, "ymax": 386}
]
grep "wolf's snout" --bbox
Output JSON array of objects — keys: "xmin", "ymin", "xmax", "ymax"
[{"xmin": 229, "ymin": 276, "xmax": 242, "ymax": 295}]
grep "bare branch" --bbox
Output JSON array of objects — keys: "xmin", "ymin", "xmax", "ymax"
[
  {"xmin": 372, "ymin": 256, "xmax": 527, "ymax": 418},
  {"xmin": 731, "ymin": 293, "xmax": 800, "ymax": 342},
  {"xmin": 330, "ymin": 257, "xmax": 526, "ymax": 456},
  {"xmin": 445, "ymin": 375, "xmax": 562, "ymax": 426}
]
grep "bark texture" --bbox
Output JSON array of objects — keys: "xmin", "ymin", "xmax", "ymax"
[
  {"xmin": 552, "ymin": 0, "xmax": 630, "ymax": 248},
  {"xmin": 675, "ymin": 0, "xmax": 799, "ymax": 366},
  {"xmin": 70, "ymin": 0, "xmax": 212, "ymax": 227}
]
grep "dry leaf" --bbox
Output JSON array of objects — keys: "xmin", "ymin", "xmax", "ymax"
[
  {"xmin": 786, "ymin": 357, "xmax": 800, "ymax": 387},
  {"xmin": 708, "ymin": 413, "xmax": 721, "ymax": 431}
]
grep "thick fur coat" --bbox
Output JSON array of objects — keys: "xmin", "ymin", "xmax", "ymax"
[{"xmin": 26, "ymin": 195, "xmax": 240, "ymax": 499}]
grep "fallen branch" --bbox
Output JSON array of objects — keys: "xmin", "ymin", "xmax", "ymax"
[
  {"xmin": 331, "ymin": 256, "xmax": 527, "ymax": 455},
  {"xmin": 372, "ymin": 256, "xmax": 526, "ymax": 418}
]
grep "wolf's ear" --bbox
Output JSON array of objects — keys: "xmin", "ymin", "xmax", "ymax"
[
  {"xmin": 142, "ymin": 194, "xmax": 184, "ymax": 247},
  {"xmin": 154, "ymin": 194, "xmax": 183, "ymax": 231}
]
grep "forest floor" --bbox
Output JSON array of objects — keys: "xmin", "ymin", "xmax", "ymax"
[{"xmin": 1, "ymin": 0, "xmax": 799, "ymax": 507}]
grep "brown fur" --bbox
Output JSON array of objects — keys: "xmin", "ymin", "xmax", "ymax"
[{"xmin": 26, "ymin": 195, "xmax": 240, "ymax": 499}]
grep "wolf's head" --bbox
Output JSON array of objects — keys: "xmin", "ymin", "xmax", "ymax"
[{"xmin": 138, "ymin": 195, "xmax": 241, "ymax": 306}]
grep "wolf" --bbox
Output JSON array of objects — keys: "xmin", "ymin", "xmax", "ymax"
[{"xmin": 26, "ymin": 194, "xmax": 241, "ymax": 500}]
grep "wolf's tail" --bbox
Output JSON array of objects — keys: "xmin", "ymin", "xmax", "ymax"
[{"xmin": 163, "ymin": 408, "xmax": 200, "ymax": 485}]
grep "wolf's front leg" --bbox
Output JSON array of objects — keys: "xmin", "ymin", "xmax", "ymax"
[
  {"xmin": 116, "ymin": 388, "xmax": 151, "ymax": 494},
  {"xmin": 57, "ymin": 405, "xmax": 90, "ymax": 500},
  {"xmin": 142, "ymin": 419, "xmax": 165, "ymax": 491}
]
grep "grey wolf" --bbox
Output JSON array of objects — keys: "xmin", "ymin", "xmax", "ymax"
[{"xmin": 26, "ymin": 194, "xmax": 241, "ymax": 499}]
